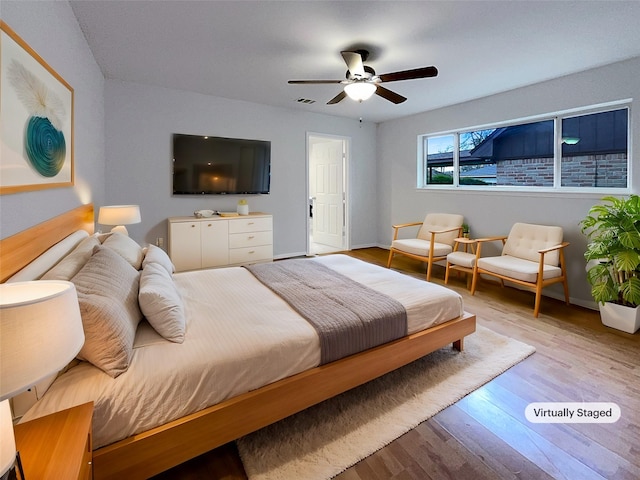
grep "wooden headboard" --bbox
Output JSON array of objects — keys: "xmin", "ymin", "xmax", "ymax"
[{"xmin": 0, "ymin": 204, "xmax": 94, "ymax": 282}]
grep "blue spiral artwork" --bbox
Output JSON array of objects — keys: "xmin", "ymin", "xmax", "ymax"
[
  {"xmin": 8, "ymin": 58, "xmax": 68, "ymax": 179},
  {"xmin": 24, "ymin": 116, "xmax": 66, "ymax": 177}
]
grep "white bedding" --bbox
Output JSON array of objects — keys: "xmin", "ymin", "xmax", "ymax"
[{"xmin": 21, "ymin": 254, "xmax": 463, "ymax": 449}]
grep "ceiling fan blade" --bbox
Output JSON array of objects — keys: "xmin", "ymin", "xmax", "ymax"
[
  {"xmin": 341, "ymin": 51, "xmax": 365, "ymax": 78},
  {"xmin": 375, "ymin": 85, "xmax": 407, "ymax": 104},
  {"xmin": 288, "ymin": 80, "xmax": 343, "ymax": 84},
  {"xmin": 327, "ymin": 91, "xmax": 347, "ymax": 105},
  {"xmin": 378, "ymin": 66, "xmax": 438, "ymax": 83}
]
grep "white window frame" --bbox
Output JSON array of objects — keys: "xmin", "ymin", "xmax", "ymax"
[{"xmin": 417, "ymin": 100, "xmax": 632, "ymax": 194}]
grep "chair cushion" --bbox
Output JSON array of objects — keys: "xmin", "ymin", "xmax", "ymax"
[
  {"xmin": 392, "ymin": 238, "xmax": 453, "ymax": 258},
  {"xmin": 447, "ymin": 251, "xmax": 476, "ymax": 268},
  {"xmin": 478, "ymin": 255, "xmax": 562, "ymax": 283},
  {"xmin": 417, "ymin": 213, "xmax": 464, "ymax": 247},
  {"xmin": 503, "ymin": 223, "xmax": 563, "ymax": 266}
]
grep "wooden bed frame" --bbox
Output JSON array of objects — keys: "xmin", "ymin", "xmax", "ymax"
[{"xmin": 0, "ymin": 204, "xmax": 477, "ymax": 479}]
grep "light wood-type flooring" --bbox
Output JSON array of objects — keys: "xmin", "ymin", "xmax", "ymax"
[{"xmin": 153, "ymin": 248, "xmax": 640, "ymax": 480}]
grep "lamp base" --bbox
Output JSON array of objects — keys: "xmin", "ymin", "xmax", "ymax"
[{"xmin": 110, "ymin": 225, "xmax": 129, "ymax": 236}]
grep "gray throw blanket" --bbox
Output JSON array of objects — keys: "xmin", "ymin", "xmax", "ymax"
[{"xmin": 245, "ymin": 259, "xmax": 407, "ymax": 364}]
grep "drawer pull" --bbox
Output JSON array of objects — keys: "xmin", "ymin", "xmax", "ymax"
[
  {"xmin": 191, "ymin": 225, "xmax": 195, "ymax": 228},
  {"xmin": 248, "ymin": 222, "xmax": 255, "ymax": 225},
  {"xmin": 207, "ymin": 224, "xmax": 212, "ymax": 227},
  {"xmin": 249, "ymin": 250, "xmax": 255, "ymax": 254},
  {"xmin": 248, "ymin": 235, "xmax": 255, "ymax": 239}
]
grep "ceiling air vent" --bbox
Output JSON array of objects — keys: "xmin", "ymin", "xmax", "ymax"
[{"xmin": 296, "ymin": 98, "xmax": 316, "ymax": 104}]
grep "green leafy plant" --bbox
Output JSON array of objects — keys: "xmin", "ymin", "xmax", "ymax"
[{"xmin": 581, "ymin": 195, "xmax": 640, "ymax": 306}]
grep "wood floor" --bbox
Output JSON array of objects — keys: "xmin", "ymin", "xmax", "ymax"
[{"xmin": 152, "ymin": 248, "xmax": 640, "ymax": 480}]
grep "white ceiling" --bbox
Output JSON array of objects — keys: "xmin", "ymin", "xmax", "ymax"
[{"xmin": 70, "ymin": 0, "xmax": 640, "ymax": 123}]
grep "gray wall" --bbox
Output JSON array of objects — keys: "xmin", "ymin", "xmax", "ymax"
[
  {"xmin": 377, "ymin": 56, "xmax": 640, "ymax": 308},
  {"xmin": 0, "ymin": 1, "xmax": 105, "ymax": 238},
  {"xmin": 103, "ymin": 80, "xmax": 377, "ymax": 257}
]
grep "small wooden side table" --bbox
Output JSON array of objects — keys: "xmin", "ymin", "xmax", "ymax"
[
  {"xmin": 445, "ymin": 237, "xmax": 478, "ymax": 288},
  {"xmin": 13, "ymin": 402, "xmax": 93, "ymax": 480}
]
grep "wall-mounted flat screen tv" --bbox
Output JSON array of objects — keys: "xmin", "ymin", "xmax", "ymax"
[{"xmin": 172, "ymin": 134, "xmax": 271, "ymax": 195}]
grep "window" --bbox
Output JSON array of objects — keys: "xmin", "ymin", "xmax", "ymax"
[
  {"xmin": 420, "ymin": 105, "xmax": 629, "ymax": 191},
  {"xmin": 425, "ymin": 135, "xmax": 454, "ymax": 185},
  {"xmin": 561, "ymin": 109, "xmax": 628, "ymax": 188}
]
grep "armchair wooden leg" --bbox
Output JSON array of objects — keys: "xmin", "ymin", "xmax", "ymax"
[
  {"xmin": 386, "ymin": 249, "xmax": 394, "ymax": 268},
  {"xmin": 533, "ymin": 283, "xmax": 543, "ymax": 318},
  {"xmin": 426, "ymin": 262, "xmax": 432, "ymax": 282},
  {"xmin": 444, "ymin": 263, "xmax": 451, "ymax": 284},
  {"xmin": 562, "ymin": 278, "xmax": 570, "ymax": 305},
  {"xmin": 470, "ymin": 269, "xmax": 479, "ymax": 295}
]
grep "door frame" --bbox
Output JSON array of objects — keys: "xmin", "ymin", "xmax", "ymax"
[{"xmin": 306, "ymin": 132, "xmax": 350, "ymax": 255}]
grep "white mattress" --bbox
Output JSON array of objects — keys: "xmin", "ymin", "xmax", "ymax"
[{"xmin": 21, "ymin": 255, "xmax": 463, "ymax": 449}]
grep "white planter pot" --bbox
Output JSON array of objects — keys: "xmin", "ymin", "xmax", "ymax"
[{"xmin": 599, "ymin": 302, "xmax": 640, "ymax": 334}]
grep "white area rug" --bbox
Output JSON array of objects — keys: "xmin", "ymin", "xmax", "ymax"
[{"xmin": 237, "ymin": 325, "xmax": 535, "ymax": 480}]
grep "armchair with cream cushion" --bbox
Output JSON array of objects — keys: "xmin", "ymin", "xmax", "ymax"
[
  {"xmin": 470, "ymin": 222, "xmax": 570, "ymax": 317},
  {"xmin": 387, "ymin": 213, "xmax": 464, "ymax": 281}
]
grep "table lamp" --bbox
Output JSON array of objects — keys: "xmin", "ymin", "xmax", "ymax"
[
  {"xmin": 97, "ymin": 205, "xmax": 141, "ymax": 235},
  {"xmin": 0, "ymin": 281, "xmax": 85, "ymax": 479}
]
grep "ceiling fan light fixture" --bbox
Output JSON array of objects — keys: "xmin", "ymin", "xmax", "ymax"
[{"xmin": 344, "ymin": 82, "xmax": 377, "ymax": 102}]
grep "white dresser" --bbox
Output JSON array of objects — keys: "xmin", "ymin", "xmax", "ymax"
[{"xmin": 168, "ymin": 213, "xmax": 273, "ymax": 272}]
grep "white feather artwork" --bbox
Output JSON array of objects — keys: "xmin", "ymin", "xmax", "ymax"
[{"xmin": 7, "ymin": 59, "xmax": 66, "ymax": 131}]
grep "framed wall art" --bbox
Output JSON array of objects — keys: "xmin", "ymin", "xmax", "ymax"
[{"xmin": 0, "ymin": 21, "xmax": 74, "ymax": 195}]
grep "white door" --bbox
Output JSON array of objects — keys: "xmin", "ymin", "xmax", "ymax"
[{"xmin": 311, "ymin": 138, "xmax": 344, "ymax": 249}]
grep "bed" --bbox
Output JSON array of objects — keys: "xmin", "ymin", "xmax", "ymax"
[{"xmin": 0, "ymin": 204, "xmax": 476, "ymax": 479}]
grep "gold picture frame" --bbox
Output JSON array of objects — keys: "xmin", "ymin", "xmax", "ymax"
[{"xmin": 0, "ymin": 21, "xmax": 74, "ymax": 195}]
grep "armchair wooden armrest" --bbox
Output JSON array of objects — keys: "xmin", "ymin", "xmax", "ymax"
[
  {"xmin": 429, "ymin": 226, "xmax": 463, "ymax": 235},
  {"xmin": 391, "ymin": 221, "xmax": 424, "ymax": 240},
  {"xmin": 473, "ymin": 236, "xmax": 508, "ymax": 257},
  {"xmin": 392, "ymin": 221, "xmax": 424, "ymax": 229},
  {"xmin": 537, "ymin": 242, "xmax": 570, "ymax": 275},
  {"xmin": 538, "ymin": 241, "xmax": 570, "ymax": 254},
  {"xmin": 474, "ymin": 235, "xmax": 508, "ymax": 243}
]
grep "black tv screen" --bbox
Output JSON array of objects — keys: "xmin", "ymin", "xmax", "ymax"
[{"xmin": 172, "ymin": 134, "xmax": 271, "ymax": 195}]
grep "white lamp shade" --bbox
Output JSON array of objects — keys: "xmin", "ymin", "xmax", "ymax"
[
  {"xmin": 98, "ymin": 205, "xmax": 141, "ymax": 226},
  {"xmin": 0, "ymin": 281, "xmax": 84, "ymax": 401},
  {"xmin": 344, "ymin": 82, "xmax": 377, "ymax": 102}
]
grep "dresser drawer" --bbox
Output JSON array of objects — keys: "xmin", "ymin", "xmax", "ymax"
[
  {"xmin": 229, "ymin": 231, "xmax": 272, "ymax": 249},
  {"xmin": 229, "ymin": 217, "xmax": 272, "ymax": 234},
  {"xmin": 229, "ymin": 245, "xmax": 273, "ymax": 265}
]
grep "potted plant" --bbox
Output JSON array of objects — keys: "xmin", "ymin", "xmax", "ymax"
[
  {"xmin": 581, "ymin": 195, "xmax": 640, "ymax": 333},
  {"xmin": 462, "ymin": 224, "xmax": 470, "ymax": 238}
]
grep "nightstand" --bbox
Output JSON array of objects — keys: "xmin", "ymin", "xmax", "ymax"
[{"xmin": 13, "ymin": 402, "xmax": 93, "ymax": 480}]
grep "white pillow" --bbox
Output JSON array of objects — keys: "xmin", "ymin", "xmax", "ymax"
[
  {"xmin": 8, "ymin": 230, "xmax": 89, "ymax": 282},
  {"xmin": 72, "ymin": 246, "xmax": 143, "ymax": 377},
  {"xmin": 142, "ymin": 244, "xmax": 175, "ymax": 274},
  {"xmin": 42, "ymin": 235, "xmax": 101, "ymax": 281},
  {"xmin": 102, "ymin": 232, "xmax": 144, "ymax": 269},
  {"xmin": 133, "ymin": 321, "xmax": 170, "ymax": 348},
  {"xmin": 138, "ymin": 262, "xmax": 185, "ymax": 343}
]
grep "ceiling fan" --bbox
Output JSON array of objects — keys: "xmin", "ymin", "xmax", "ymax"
[{"xmin": 288, "ymin": 49, "xmax": 438, "ymax": 105}]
